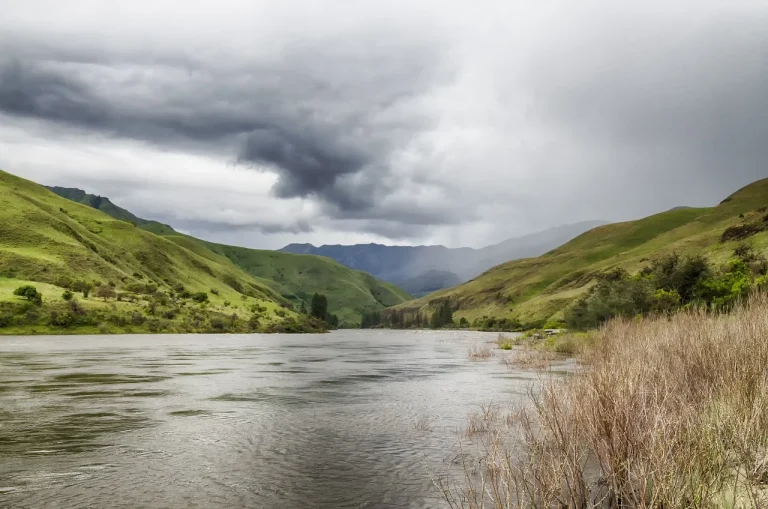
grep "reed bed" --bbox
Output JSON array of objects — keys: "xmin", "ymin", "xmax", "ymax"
[{"xmin": 438, "ymin": 295, "xmax": 768, "ymax": 508}]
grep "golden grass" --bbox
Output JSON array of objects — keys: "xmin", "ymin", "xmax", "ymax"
[
  {"xmin": 469, "ymin": 341, "xmax": 493, "ymax": 360},
  {"xmin": 438, "ymin": 295, "xmax": 768, "ymax": 508}
]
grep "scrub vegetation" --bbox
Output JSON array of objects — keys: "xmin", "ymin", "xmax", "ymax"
[{"xmin": 439, "ymin": 296, "xmax": 768, "ymax": 508}]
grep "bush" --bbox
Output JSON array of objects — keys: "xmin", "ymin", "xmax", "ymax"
[
  {"xmin": 210, "ymin": 288, "xmax": 219, "ymax": 296},
  {"xmin": 61, "ymin": 290, "xmax": 74, "ymax": 301},
  {"xmin": 192, "ymin": 292, "xmax": 209, "ymax": 303},
  {"xmin": 210, "ymin": 317, "xmax": 226, "ymax": 331},
  {"xmin": 130, "ymin": 312, "xmax": 146, "ymax": 326},
  {"xmin": 13, "ymin": 285, "xmax": 42, "ymax": 304},
  {"xmin": 721, "ymin": 222, "xmax": 764, "ymax": 242},
  {"xmin": 72, "ymin": 280, "xmax": 93, "ymax": 298},
  {"xmin": 651, "ymin": 288, "xmax": 681, "ymax": 313},
  {"xmin": 49, "ymin": 311, "xmax": 74, "ymax": 327},
  {"xmin": 95, "ymin": 285, "xmax": 116, "ymax": 301}
]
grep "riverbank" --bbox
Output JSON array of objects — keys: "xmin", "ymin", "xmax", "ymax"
[{"xmin": 445, "ymin": 295, "xmax": 768, "ymax": 508}]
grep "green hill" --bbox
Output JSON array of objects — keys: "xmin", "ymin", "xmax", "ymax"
[
  {"xmin": 36, "ymin": 181, "xmax": 411, "ymax": 327},
  {"xmin": 0, "ymin": 170, "xmax": 322, "ymax": 334},
  {"xmin": 45, "ymin": 186, "xmax": 178, "ymax": 235},
  {"xmin": 388, "ymin": 178, "xmax": 768, "ymax": 327}
]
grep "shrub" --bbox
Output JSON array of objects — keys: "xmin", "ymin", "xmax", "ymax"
[
  {"xmin": 49, "ymin": 311, "xmax": 73, "ymax": 327},
  {"xmin": 721, "ymin": 222, "xmax": 764, "ymax": 242},
  {"xmin": 13, "ymin": 285, "xmax": 42, "ymax": 304},
  {"xmin": 210, "ymin": 288, "xmax": 219, "ymax": 296},
  {"xmin": 61, "ymin": 290, "xmax": 74, "ymax": 301},
  {"xmin": 651, "ymin": 288, "xmax": 681, "ymax": 313},
  {"xmin": 248, "ymin": 315, "xmax": 260, "ymax": 331},
  {"xmin": 210, "ymin": 317, "xmax": 226, "ymax": 331},
  {"xmin": 72, "ymin": 280, "xmax": 93, "ymax": 298},
  {"xmin": 147, "ymin": 318, "xmax": 166, "ymax": 333},
  {"xmin": 54, "ymin": 276, "xmax": 73, "ymax": 289},
  {"xmin": 130, "ymin": 312, "xmax": 146, "ymax": 326},
  {"xmin": 192, "ymin": 292, "xmax": 209, "ymax": 303},
  {"xmin": 223, "ymin": 300, "xmax": 231, "ymax": 307},
  {"xmin": 95, "ymin": 285, "xmax": 116, "ymax": 301}
]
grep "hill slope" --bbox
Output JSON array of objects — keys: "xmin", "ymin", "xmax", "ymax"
[
  {"xmin": 0, "ymin": 170, "xmax": 320, "ymax": 333},
  {"xmin": 43, "ymin": 183, "xmax": 411, "ymax": 326},
  {"xmin": 46, "ymin": 186, "xmax": 178, "ymax": 235},
  {"xmin": 387, "ymin": 179, "xmax": 768, "ymax": 326},
  {"xmin": 280, "ymin": 221, "xmax": 606, "ymax": 295}
]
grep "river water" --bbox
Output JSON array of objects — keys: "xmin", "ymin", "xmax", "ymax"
[{"xmin": 0, "ymin": 330, "xmax": 559, "ymax": 508}]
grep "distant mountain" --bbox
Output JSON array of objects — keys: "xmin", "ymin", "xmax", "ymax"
[
  {"xmin": 280, "ymin": 220, "xmax": 607, "ymax": 295},
  {"xmin": 393, "ymin": 270, "xmax": 463, "ymax": 298}
]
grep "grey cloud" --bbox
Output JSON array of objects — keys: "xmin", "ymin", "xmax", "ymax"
[
  {"xmin": 2, "ymin": 1, "xmax": 768, "ymax": 248},
  {"xmin": 0, "ymin": 35, "xmax": 449, "ymax": 221},
  {"xmin": 524, "ymin": 11, "xmax": 768, "ymax": 210}
]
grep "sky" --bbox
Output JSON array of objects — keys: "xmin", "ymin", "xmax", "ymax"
[{"xmin": 1, "ymin": 0, "xmax": 767, "ymax": 249}]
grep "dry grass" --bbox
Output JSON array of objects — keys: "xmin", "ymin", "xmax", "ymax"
[
  {"xmin": 506, "ymin": 349, "xmax": 558, "ymax": 370},
  {"xmin": 469, "ymin": 341, "xmax": 493, "ymax": 360},
  {"xmin": 438, "ymin": 294, "xmax": 768, "ymax": 508}
]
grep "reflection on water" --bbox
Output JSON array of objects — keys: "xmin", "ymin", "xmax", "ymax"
[{"xmin": 0, "ymin": 330, "xmax": 570, "ymax": 508}]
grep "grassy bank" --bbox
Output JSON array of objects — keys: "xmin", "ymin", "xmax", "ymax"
[{"xmin": 442, "ymin": 296, "xmax": 768, "ymax": 508}]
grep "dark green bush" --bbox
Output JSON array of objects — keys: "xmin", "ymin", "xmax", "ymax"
[
  {"xmin": 192, "ymin": 292, "xmax": 209, "ymax": 303},
  {"xmin": 13, "ymin": 285, "xmax": 42, "ymax": 304}
]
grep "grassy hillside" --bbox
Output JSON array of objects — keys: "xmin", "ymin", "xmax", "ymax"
[
  {"xmin": 38, "ymin": 182, "xmax": 412, "ymax": 327},
  {"xmin": 389, "ymin": 178, "xmax": 768, "ymax": 326},
  {"xmin": 46, "ymin": 186, "xmax": 177, "ymax": 235},
  {"xmin": 0, "ymin": 170, "xmax": 325, "ymax": 334}
]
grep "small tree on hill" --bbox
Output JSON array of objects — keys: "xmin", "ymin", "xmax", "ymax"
[
  {"xmin": 62, "ymin": 290, "xmax": 74, "ymax": 301},
  {"xmin": 310, "ymin": 293, "xmax": 328, "ymax": 321},
  {"xmin": 95, "ymin": 285, "xmax": 116, "ymax": 301},
  {"xmin": 14, "ymin": 285, "xmax": 42, "ymax": 304},
  {"xmin": 72, "ymin": 280, "xmax": 93, "ymax": 298}
]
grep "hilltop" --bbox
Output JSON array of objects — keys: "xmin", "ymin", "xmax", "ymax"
[
  {"xmin": 0, "ymin": 172, "xmax": 410, "ymax": 331},
  {"xmin": 386, "ymin": 178, "xmax": 768, "ymax": 327},
  {"xmin": 46, "ymin": 186, "xmax": 178, "ymax": 235},
  {"xmin": 280, "ymin": 220, "xmax": 606, "ymax": 294}
]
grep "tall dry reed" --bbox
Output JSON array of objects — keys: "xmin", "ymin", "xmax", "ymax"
[{"xmin": 438, "ymin": 295, "xmax": 768, "ymax": 508}]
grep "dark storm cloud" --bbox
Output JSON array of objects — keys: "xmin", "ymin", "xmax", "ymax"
[
  {"xmin": 3, "ymin": 1, "xmax": 768, "ymax": 248},
  {"xmin": 0, "ymin": 35, "xmax": 446, "ymax": 219}
]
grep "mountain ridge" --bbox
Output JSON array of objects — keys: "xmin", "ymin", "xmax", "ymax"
[{"xmin": 280, "ymin": 220, "xmax": 608, "ymax": 294}]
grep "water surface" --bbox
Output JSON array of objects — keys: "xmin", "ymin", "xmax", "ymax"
[{"xmin": 0, "ymin": 330, "xmax": 552, "ymax": 508}]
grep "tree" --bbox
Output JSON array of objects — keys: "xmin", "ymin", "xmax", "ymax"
[
  {"xmin": 72, "ymin": 280, "xmax": 93, "ymax": 298},
  {"xmin": 310, "ymin": 293, "xmax": 328, "ymax": 321},
  {"xmin": 300, "ymin": 301, "xmax": 308, "ymax": 315},
  {"xmin": 14, "ymin": 285, "xmax": 42, "ymax": 304},
  {"xmin": 327, "ymin": 313, "xmax": 339, "ymax": 328},
  {"xmin": 62, "ymin": 290, "xmax": 74, "ymax": 301},
  {"xmin": 95, "ymin": 285, "xmax": 116, "ymax": 301}
]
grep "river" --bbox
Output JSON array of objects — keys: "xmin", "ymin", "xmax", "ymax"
[{"xmin": 0, "ymin": 329, "xmax": 562, "ymax": 508}]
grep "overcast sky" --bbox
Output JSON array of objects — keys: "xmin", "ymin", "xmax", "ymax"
[{"xmin": 1, "ymin": 1, "xmax": 767, "ymax": 249}]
